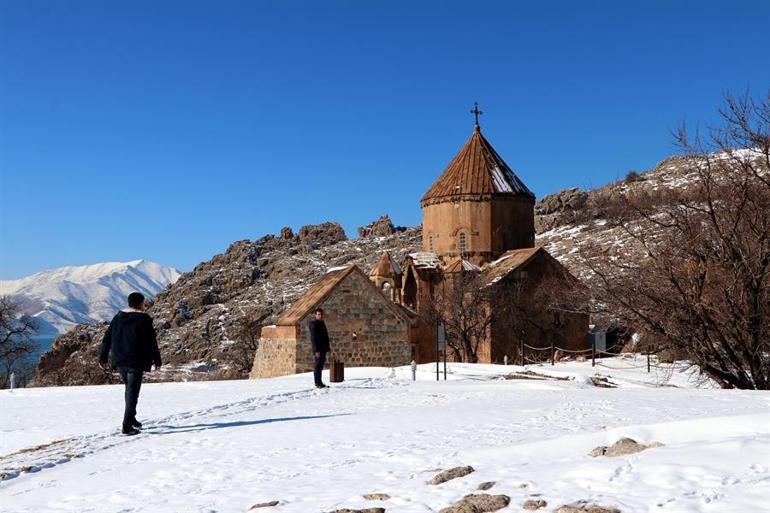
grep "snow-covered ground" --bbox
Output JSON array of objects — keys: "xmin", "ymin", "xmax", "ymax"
[{"xmin": 1, "ymin": 358, "xmax": 768, "ymax": 513}]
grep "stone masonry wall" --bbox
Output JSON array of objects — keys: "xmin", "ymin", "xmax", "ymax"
[
  {"xmin": 249, "ymin": 326, "xmax": 298, "ymax": 379},
  {"xmin": 295, "ymin": 272, "xmax": 412, "ymax": 373}
]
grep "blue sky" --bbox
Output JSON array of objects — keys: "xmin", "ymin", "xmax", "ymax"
[{"xmin": 1, "ymin": 0, "xmax": 768, "ymax": 279}]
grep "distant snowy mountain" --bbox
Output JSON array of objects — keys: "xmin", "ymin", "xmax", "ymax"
[{"xmin": 0, "ymin": 260, "xmax": 181, "ymax": 335}]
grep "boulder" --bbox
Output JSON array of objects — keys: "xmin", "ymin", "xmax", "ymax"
[
  {"xmin": 439, "ymin": 494, "xmax": 510, "ymax": 513},
  {"xmin": 330, "ymin": 509, "xmax": 385, "ymax": 513},
  {"xmin": 298, "ymin": 222, "xmax": 348, "ymax": 245},
  {"xmin": 590, "ymin": 375, "xmax": 617, "ymax": 388},
  {"xmin": 589, "ymin": 437, "xmax": 664, "ymax": 457},
  {"xmin": 555, "ymin": 502, "xmax": 620, "ymax": 513},
  {"xmin": 431, "ymin": 466, "xmax": 475, "ymax": 485},
  {"xmin": 535, "ymin": 188, "xmax": 588, "ymax": 215},
  {"xmin": 523, "ymin": 499, "xmax": 547, "ymax": 510},
  {"xmin": 476, "ymin": 481, "xmax": 495, "ymax": 491},
  {"xmin": 362, "ymin": 493, "xmax": 390, "ymax": 501},
  {"xmin": 358, "ymin": 215, "xmax": 397, "ymax": 238},
  {"xmin": 249, "ymin": 501, "xmax": 280, "ymax": 509}
]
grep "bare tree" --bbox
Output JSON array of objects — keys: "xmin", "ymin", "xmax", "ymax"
[
  {"xmin": 426, "ymin": 272, "xmax": 493, "ymax": 363},
  {"xmin": 224, "ymin": 312, "xmax": 269, "ymax": 377},
  {"xmin": 0, "ymin": 296, "xmax": 38, "ymax": 388},
  {"xmin": 580, "ymin": 91, "xmax": 770, "ymax": 389},
  {"xmin": 495, "ymin": 270, "xmax": 589, "ymax": 363},
  {"xmin": 426, "ymin": 260, "xmax": 588, "ymax": 364}
]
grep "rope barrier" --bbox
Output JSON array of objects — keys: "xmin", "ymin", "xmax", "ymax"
[
  {"xmin": 517, "ymin": 341, "xmax": 669, "ymax": 374},
  {"xmin": 557, "ymin": 347, "xmax": 594, "ymax": 354},
  {"xmin": 522, "ymin": 343, "xmax": 551, "ymax": 351},
  {"xmin": 522, "ymin": 343, "xmax": 592, "ymax": 355}
]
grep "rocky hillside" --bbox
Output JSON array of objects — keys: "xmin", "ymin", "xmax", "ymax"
[
  {"xmin": 34, "ymin": 151, "xmax": 765, "ymax": 386},
  {"xmin": 33, "ymin": 217, "xmax": 420, "ymax": 385},
  {"xmin": 537, "ymin": 154, "xmax": 722, "ymax": 280}
]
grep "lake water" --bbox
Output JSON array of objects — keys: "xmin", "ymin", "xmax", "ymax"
[{"xmin": 30, "ymin": 335, "xmax": 57, "ymax": 358}]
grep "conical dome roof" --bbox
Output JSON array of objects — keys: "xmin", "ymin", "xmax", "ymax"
[
  {"xmin": 369, "ymin": 252, "xmax": 402, "ymax": 278},
  {"xmin": 421, "ymin": 126, "xmax": 534, "ymax": 205}
]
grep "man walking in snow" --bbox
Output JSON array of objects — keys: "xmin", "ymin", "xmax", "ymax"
[
  {"xmin": 99, "ymin": 292, "xmax": 162, "ymax": 436},
  {"xmin": 309, "ymin": 307, "xmax": 330, "ymax": 388}
]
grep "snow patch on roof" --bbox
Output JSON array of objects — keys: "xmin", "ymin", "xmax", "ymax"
[
  {"xmin": 389, "ymin": 254, "xmax": 402, "ymax": 275},
  {"xmin": 490, "ymin": 166, "xmax": 514, "ymax": 193},
  {"xmin": 461, "ymin": 260, "xmax": 482, "ymax": 272},
  {"xmin": 489, "ymin": 253, "xmax": 515, "ymax": 267},
  {"xmin": 409, "ymin": 252, "xmax": 441, "ymax": 269},
  {"xmin": 492, "ymin": 166, "xmax": 535, "ymax": 197}
]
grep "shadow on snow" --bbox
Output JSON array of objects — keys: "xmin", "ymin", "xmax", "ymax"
[{"xmin": 145, "ymin": 413, "xmax": 352, "ymax": 434}]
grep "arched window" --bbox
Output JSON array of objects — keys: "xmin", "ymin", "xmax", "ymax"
[
  {"xmin": 404, "ymin": 268, "xmax": 417, "ymax": 309},
  {"xmin": 458, "ymin": 232, "xmax": 467, "ymax": 254},
  {"xmin": 428, "ymin": 234, "xmax": 434, "ymax": 252},
  {"xmin": 381, "ymin": 281, "xmax": 392, "ymax": 300}
]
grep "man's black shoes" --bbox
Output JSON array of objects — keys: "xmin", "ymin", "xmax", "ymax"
[
  {"xmin": 315, "ymin": 383, "xmax": 328, "ymax": 389},
  {"xmin": 122, "ymin": 419, "xmax": 142, "ymax": 435}
]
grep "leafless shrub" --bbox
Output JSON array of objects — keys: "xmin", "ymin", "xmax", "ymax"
[
  {"xmin": 579, "ymin": 91, "xmax": 770, "ymax": 389},
  {"xmin": 425, "ymin": 264, "xmax": 587, "ymax": 364},
  {"xmin": 222, "ymin": 312, "xmax": 269, "ymax": 377},
  {"xmin": 0, "ymin": 296, "xmax": 38, "ymax": 388},
  {"xmin": 425, "ymin": 272, "xmax": 493, "ymax": 363}
]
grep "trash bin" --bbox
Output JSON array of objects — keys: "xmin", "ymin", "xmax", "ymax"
[{"xmin": 330, "ymin": 359, "xmax": 344, "ymax": 383}]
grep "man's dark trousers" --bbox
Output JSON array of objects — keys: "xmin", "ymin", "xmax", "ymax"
[
  {"xmin": 313, "ymin": 351, "xmax": 327, "ymax": 386},
  {"xmin": 118, "ymin": 367, "xmax": 143, "ymax": 430}
]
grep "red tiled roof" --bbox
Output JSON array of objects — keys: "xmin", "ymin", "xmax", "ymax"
[{"xmin": 421, "ymin": 126, "xmax": 534, "ymax": 205}]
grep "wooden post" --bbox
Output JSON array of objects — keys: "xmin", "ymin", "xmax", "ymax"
[
  {"xmin": 551, "ymin": 341, "xmax": 555, "ymax": 366},
  {"xmin": 647, "ymin": 351, "xmax": 651, "ymax": 373},
  {"xmin": 520, "ymin": 339, "xmax": 524, "ymax": 366}
]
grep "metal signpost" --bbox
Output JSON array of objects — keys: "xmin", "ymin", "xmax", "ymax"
[
  {"xmin": 436, "ymin": 322, "xmax": 445, "ymax": 382},
  {"xmin": 443, "ymin": 341, "xmax": 447, "ymax": 381}
]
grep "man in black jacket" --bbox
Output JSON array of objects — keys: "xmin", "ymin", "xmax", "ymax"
[
  {"xmin": 99, "ymin": 292, "xmax": 162, "ymax": 435},
  {"xmin": 308, "ymin": 307, "xmax": 330, "ymax": 388}
]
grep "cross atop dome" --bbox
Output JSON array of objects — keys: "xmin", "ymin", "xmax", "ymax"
[{"xmin": 470, "ymin": 102, "xmax": 483, "ymax": 129}]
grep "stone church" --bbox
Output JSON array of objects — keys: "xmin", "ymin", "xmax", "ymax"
[{"xmin": 251, "ymin": 115, "xmax": 588, "ymax": 378}]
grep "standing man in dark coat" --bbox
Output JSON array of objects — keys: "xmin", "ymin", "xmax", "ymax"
[
  {"xmin": 99, "ymin": 292, "xmax": 162, "ymax": 436},
  {"xmin": 308, "ymin": 307, "xmax": 330, "ymax": 388}
]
